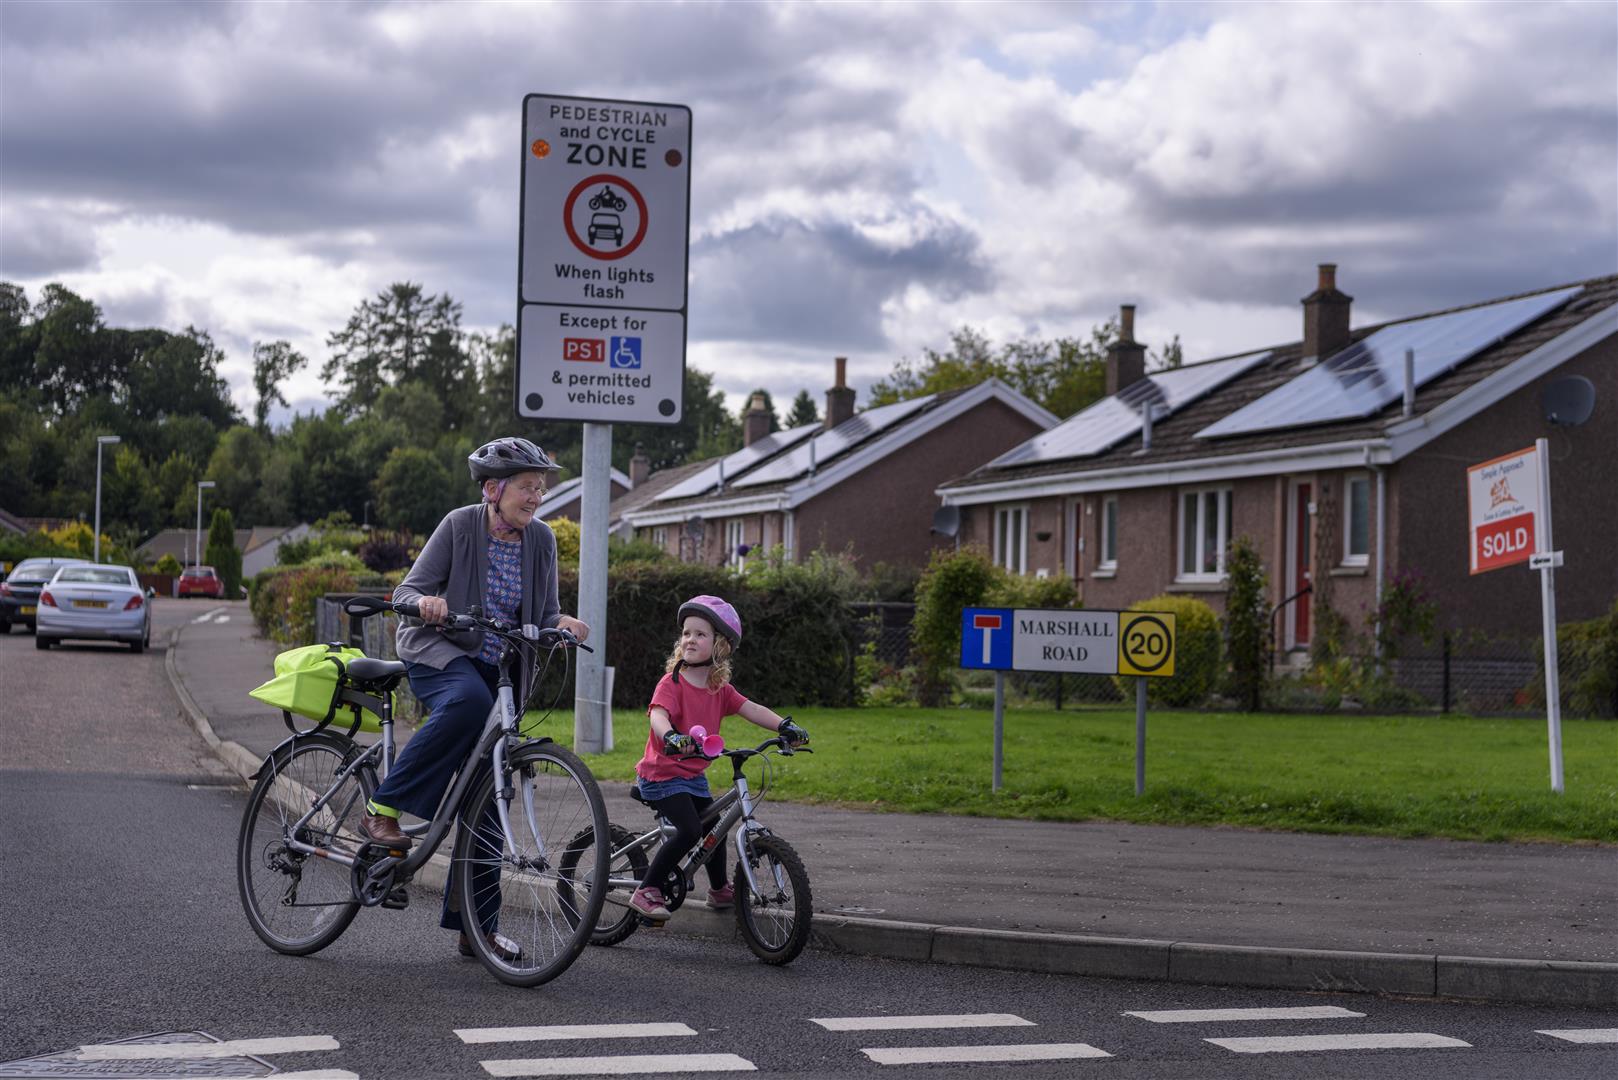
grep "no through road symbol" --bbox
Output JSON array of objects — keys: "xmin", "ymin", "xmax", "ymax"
[{"xmin": 1118, "ymin": 612, "xmax": 1176, "ymax": 677}]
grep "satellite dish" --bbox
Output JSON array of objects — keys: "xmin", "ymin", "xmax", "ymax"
[
  {"xmin": 1542, "ymin": 375, "xmax": 1596, "ymax": 427},
  {"xmin": 930, "ymin": 505, "xmax": 960, "ymax": 538},
  {"xmin": 683, "ymin": 515, "xmax": 706, "ymax": 540}
]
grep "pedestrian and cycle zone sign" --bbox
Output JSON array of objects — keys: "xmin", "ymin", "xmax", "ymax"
[
  {"xmin": 959, "ymin": 608, "xmax": 1176, "ymax": 677},
  {"xmin": 516, "ymin": 93, "xmax": 692, "ymax": 425}
]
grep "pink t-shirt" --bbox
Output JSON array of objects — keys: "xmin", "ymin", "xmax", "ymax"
[{"xmin": 635, "ymin": 672, "xmax": 749, "ymax": 782}]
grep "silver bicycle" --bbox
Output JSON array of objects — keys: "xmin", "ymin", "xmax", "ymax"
[
  {"xmin": 236, "ymin": 596, "xmax": 609, "ymax": 987},
  {"xmin": 563, "ymin": 733, "xmax": 814, "ymax": 965}
]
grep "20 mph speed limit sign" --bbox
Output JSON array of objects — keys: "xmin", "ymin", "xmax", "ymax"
[{"xmin": 1118, "ymin": 612, "xmax": 1176, "ymax": 677}]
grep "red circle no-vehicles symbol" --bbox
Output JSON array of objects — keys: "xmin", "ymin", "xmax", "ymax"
[{"xmin": 564, "ymin": 174, "xmax": 649, "ymax": 261}]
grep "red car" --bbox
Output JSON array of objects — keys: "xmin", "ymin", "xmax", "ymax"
[{"xmin": 178, "ymin": 566, "xmax": 225, "ymax": 599}]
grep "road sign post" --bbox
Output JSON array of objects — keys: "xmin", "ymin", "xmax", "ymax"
[
  {"xmin": 518, "ymin": 94, "xmax": 692, "ymax": 752},
  {"xmin": 961, "ymin": 608, "xmax": 1176, "ymax": 794}
]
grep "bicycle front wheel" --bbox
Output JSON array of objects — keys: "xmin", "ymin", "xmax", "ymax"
[
  {"xmin": 735, "ymin": 833, "xmax": 812, "ymax": 965},
  {"xmin": 237, "ymin": 736, "xmax": 368, "ymax": 955},
  {"xmin": 453, "ymin": 741, "xmax": 609, "ymax": 987}
]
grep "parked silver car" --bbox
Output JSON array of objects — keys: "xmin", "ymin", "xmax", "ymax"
[{"xmin": 35, "ymin": 564, "xmax": 152, "ymax": 653}]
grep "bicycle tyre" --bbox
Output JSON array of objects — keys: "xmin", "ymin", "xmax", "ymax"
[
  {"xmin": 559, "ymin": 822, "xmax": 646, "ymax": 947},
  {"xmin": 237, "ymin": 735, "xmax": 369, "ymax": 955},
  {"xmin": 453, "ymin": 740, "xmax": 609, "ymax": 987},
  {"xmin": 734, "ymin": 833, "xmax": 812, "ymax": 965}
]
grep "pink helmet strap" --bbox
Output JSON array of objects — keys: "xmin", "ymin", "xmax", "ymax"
[{"xmin": 486, "ymin": 478, "xmax": 522, "ymax": 534}]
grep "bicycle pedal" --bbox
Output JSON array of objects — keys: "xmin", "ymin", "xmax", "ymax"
[
  {"xmin": 361, "ymin": 840, "xmax": 409, "ymax": 857},
  {"xmin": 381, "ymin": 887, "xmax": 409, "ymax": 910}
]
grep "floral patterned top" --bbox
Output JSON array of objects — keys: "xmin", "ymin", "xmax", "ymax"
[{"xmin": 477, "ymin": 535, "xmax": 523, "ymax": 665}]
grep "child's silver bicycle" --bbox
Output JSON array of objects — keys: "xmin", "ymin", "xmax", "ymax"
[
  {"xmin": 562, "ymin": 732, "xmax": 815, "ymax": 965},
  {"xmin": 235, "ymin": 596, "xmax": 610, "ymax": 987}
]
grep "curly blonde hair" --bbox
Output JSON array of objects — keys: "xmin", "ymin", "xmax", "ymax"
[{"xmin": 664, "ymin": 633, "xmax": 733, "ymax": 693}]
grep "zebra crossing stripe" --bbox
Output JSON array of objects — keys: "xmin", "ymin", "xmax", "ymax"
[
  {"xmin": 1126, "ymin": 1006, "xmax": 1365, "ymax": 1023},
  {"xmin": 78, "ymin": 1036, "xmax": 340, "ymax": 1060},
  {"xmin": 811, "ymin": 1013, "xmax": 1034, "ymax": 1031},
  {"xmin": 1536, "ymin": 1029, "xmax": 1618, "ymax": 1044},
  {"xmin": 457, "ymin": 1023, "xmax": 697, "ymax": 1043},
  {"xmin": 481, "ymin": 1054, "xmax": 755, "ymax": 1075},
  {"xmin": 1207, "ymin": 1033, "xmax": 1470, "ymax": 1053},
  {"xmin": 861, "ymin": 1043, "xmax": 1111, "ymax": 1065}
]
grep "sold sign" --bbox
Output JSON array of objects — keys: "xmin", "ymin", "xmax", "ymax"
[{"xmin": 1467, "ymin": 446, "xmax": 1540, "ymax": 575}]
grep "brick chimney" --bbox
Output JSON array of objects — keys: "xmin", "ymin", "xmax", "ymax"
[
  {"xmin": 629, "ymin": 443, "xmax": 650, "ymax": 488},
  {"xmin": 825, "ymin": 356, "xmax": 856, "ymax": 429},
  {"xmin": 1301, "ymin": 263, "xmax": 1352, "ymax": 364},
  {"xmin": 1104, "ymin": 304, "xmax": 1147, "ymax": 396},
  {"xmin": 743, "ymin": 392, "xmax": 772, "ymax": 447}
]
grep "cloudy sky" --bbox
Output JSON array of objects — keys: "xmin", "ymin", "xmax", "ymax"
[{"xmin": 2, "ymin": 0, "xmax": 1614, "ymax": 426}]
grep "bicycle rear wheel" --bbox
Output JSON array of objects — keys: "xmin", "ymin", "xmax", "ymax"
[
  {"xmin": 735, "ymin": 833, "xmax": 812, "ymax": 965},
  {"xmin": 453, "ymin": 740, "xmax": 609, "ymax": 987},
  {"xmin": 559, "ymin": 822, "xmax": 647, "ymax": 947},
  {"xmin": 237, "ymin": 736, "xmax": 368, "ymax": 955}
]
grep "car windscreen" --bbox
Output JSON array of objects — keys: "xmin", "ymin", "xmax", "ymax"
[{"xmin": 56, "ymin": 567, "xmax": 135, "ymax": 585}]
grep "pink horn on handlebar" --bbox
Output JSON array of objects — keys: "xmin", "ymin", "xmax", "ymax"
[{"xmin": 689, "ymin": 725, "xmax": 725, "ymax": 757}]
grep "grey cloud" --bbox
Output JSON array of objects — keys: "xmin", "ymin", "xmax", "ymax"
[{"xmin": 0, "ymin": 206, "xmax": 101, "ymax": 277}]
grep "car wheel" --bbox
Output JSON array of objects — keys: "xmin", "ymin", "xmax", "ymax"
[
  {"xmin": 0, "ymin": 620, "xmax": 10, "ymax": 635},
  {"xmin": 131, "ymin": 635, "xmax": 146, "ymax": 654},
  {"xmin": 35, "ymin": 635, "xmax": 55, "ymax": 650}
]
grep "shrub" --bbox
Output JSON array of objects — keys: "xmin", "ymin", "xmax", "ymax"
[
  {"xmin": 274, "ymin": 566, "xmax": 359, "ymax": 644},
  {"xmin": 1113, "ymin": 594, "xmax": 1221, "ymax": 707},
  {"xmin": 608, "ymin": 535, "xmax": 671, "ymax": 566},
  {"xmin": 205, "ymin": 507, "xmax": 243, "ymax": 598},
  {"xmin": 249, "ymin": 565, "xmax": 301, "ymax": 636},
  {"xmin": 155, "ymin": 553, "xmax": 183, "ymax": 576},
  {"xmin": 910, "ymin": 546, "xmax": 999, "ymax": 706},
  {"xmin": 1223, "ymin": 536, "xmax": 1269, "ymax": 711},
  {"xmin": 549, "ymin": 517, "xmax": 581, "ymax": 565},
  {"xmin": 1372, "ymin": 568, "xmax": 1438, "ymax": 660},
  {"xmin": 1527, "ymin": 599, "xmax": 1618, "ymax": 719},
  {"xmin": 357, "ymin": 530, "xmax": 414, "ymax": 573},
  {"xmin": 983, "ymin": 570, "xmax": 1076, "ymax": 610}
]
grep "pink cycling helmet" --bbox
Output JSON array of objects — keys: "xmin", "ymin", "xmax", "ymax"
[{"xmin": 678, "ymin": 594, "xmax": 742, "ymax": 647}]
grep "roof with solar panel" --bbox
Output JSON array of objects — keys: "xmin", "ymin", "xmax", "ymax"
[{"xmin": 940, "ymin": 270, "xmax": 1616, "ymax": 496}]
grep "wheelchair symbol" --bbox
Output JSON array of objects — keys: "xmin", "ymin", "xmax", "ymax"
[{"xmin": 610, "ymin": 337, "xmax": 642, "ymax": 369}]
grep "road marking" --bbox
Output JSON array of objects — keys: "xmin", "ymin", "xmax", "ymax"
[
  {"xmin": 258, "ymin": 1073, "xmax": 358, "ymax": 1079},
  {"xmin": 214, "ymin": 613, "xmax": 231, "ymax": 623},
  {"xmin": 78, "ymin": 1035, "xmax": 339, "ymax": 1060},
  {"xmin": 1537, "ymin": 1028, "xmax": 1618, "ymax": 1043},
  {"xmin": 812, "ymin": 1013, "xmax": 1034, "ymax": 1032},
  {"xmin": 1207, "ymin": 1033, "xmax": 1470, "ymax": 1054},
  {"xmin": 457, "ymin": 1023, "xmax": 696, "ymax": 1043},
  {"xmin": 481, "ymin": 1054, "xmax": 755, "ymax": 1075},
  {"xmin": 861, "ymin": 1043, "xmax": 1111, "ymax": 1065},
  {"xmin": 1126, "ymin": 1006, "xmax": 1365, "ymax": 1023},
  {"xmin": 191, "ymin": 606, "xmax": 227, "ymax": 623}
]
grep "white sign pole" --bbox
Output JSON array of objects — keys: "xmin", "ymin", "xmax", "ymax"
[
  {"xmin": 992, "ymin": 671, "xmax": 1005, "ymax": 793},
  {"xmin": 573, "ymin": 422, "xmax": 613, "ymax": 753},
  {"xmin": 1534, "ymin": 437, "xmax": 1563, "ymax": 793}
]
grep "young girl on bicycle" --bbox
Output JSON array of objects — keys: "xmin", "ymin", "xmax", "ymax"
[{"xmin": 629, "ymin": 595, "xmax": 807, "ymax": 921}]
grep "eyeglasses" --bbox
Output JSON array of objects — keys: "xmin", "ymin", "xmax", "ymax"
[{"xmin": 506, "ymin": 481, "xmax": 547, "ymax": 498}]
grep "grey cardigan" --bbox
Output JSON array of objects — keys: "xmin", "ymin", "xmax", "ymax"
[{"xmin": 392, "ymin": 503, "xmax": 562, "ymax": 679}]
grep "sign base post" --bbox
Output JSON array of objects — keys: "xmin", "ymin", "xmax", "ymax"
[
  {"xmin": 992, "ymin": 672, "xmax": 1005, "ymax": 793},
  {"xmin": 1134, "ymin": 678, "xmax": 1147, "ymax": 797}
]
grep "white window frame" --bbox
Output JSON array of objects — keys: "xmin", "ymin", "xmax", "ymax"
[
  {"xmin": 1343, "ymin": 474, "xmax": 1371, "ymax": 567},
  {"xmin": 993, "ymin": 503, "xmax": 1029, "ymax": 575},
  {"xmin": 726, "ymin": 519, "xmax": 745, "ymax": 570},
  {"xmin": 1177, "ymin": 486, "xmax": 1233, "ymax": 582},
  {"xmin": 651, "ymin": 526, "xmax": 668, "ymax": 551},
  {"xmin": 1099, "ymin": 496, "xmax": 1119, "ymax": 571}
]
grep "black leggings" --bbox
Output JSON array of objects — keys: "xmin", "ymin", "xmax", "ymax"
[{"xmin": 639, "ymin": 791, "xmax": 728, "ymax": 893}]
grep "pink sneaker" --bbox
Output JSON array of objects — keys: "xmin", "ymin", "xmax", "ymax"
[
  {"xmin": 706, "ymin": 883, "xmax": 734, "ymax": 910},
  {"xmin": 629, "ymin": 887, "xmax": 672, "ymax": 921}
]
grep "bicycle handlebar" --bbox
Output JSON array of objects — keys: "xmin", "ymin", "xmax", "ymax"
[
  {"xmin": 678, "ymin": 732, "xmax": 812, "ymax": 762},
  {"xmin": 341, "ymin": 595, "xmax": 593, "ymax": 652}
]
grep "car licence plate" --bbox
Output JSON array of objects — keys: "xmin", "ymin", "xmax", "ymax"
[
  {"xmin": 75, "ymin": 600, "xmax": 108, "ymax": 609},
  {"xmin": 20, "ymin": 605, "xmax": 35, "ymax": 615}
]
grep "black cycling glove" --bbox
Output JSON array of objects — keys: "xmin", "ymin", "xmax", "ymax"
[
  {"xmin": 779, "ymin": 719, "xmax": 809, "ymax": 745},
  {"xmin": 662, "ymin": 729, "xmax": 693, "ymax": 755}
]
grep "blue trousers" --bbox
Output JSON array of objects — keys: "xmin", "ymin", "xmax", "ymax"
[{"xmin": 372, "ymin": 656, "xmax": 503, "ymax": 933}]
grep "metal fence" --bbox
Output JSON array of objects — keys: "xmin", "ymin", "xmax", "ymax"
[{"xmin": 313, "ymin": 595, "xmax": 425, "ymax": 722}]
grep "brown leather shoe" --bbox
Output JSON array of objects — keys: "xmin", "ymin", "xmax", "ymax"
[{"xmin": 359, "ymin": 813, "xmax": 412, "ymax": 850}]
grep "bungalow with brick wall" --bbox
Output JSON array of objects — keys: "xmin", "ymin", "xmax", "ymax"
[
  {"xmin": 936, "ymin": 266, "xmax": 1618, "ymax": 656},
  {"xmin": 622, "ymin": 358, "xmax": 1058, "ymax": 569}
]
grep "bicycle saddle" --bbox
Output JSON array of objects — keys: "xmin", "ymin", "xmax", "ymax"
[{"xmin": 345, "ymin": 657, "xmax": 407, "ymax": 688}]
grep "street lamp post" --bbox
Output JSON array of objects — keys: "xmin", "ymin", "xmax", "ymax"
[
  {"xmin": 195, "ymin": 480, "xmax": 216, "ymax": 570},
  {"xmin": 94, "ymin": 435, "xmax": 121, "ymax": 563}
]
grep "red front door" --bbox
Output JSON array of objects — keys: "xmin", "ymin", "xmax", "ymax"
[{"xmin": 1293, "ymin": 483, "xmax": 1312, "ymax": 646}]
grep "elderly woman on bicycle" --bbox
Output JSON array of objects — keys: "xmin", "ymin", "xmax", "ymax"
[{"xmin": 359, "ymin": 436, "xmax": 590, "ymax": 960}]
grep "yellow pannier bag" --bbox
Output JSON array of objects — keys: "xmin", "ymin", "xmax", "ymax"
[{"xmin": 249, "ymin": 642, "xmax": 388, "ymax": 734}]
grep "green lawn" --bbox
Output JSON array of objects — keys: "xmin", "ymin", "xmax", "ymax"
[{"xmin": 524, "ymin": 706, "xmax": 1618, "ymax": 844}]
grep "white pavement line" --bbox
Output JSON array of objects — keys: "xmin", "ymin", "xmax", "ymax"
[
  {"xmin": 1126, "ymin": 1006, "xmax": 1366, "ymax": 1023},
  {"xmin": 481, "ymin": 1054, "xmax": 755, "ymax": 1076},
  {"xmin": 1207, "ymin": 1033, "xmax": 1470, "ymax": 1054},
  {"xmin": 191, "ymin": 606, "xmax": 227, "ymax": 623},
  {"xmin": 861, "ymin": 1043, "xmax": 1111, "ymax": 1065},
  {"xmin": 457, "ymin": 1023, "xmax": 697, "ymax": 1043},
  {"xmin": 214, "ymin": 614, "xmax": 231, "ymax": 623},
  {"xmin": 811, "ymin": 1013, "xmax": 1034, "ymax": 1032},
  {"xmin": 142, "ymin": 1074, "xmax": 357, "ymax": 1080},
  {"xmin": 78, "ymin": 1036, "xmax": 340, "ymax": 1060},
  {"xmin": 1536, "ymin": 1028, "xmax": 1618, "ymax": 1044}
]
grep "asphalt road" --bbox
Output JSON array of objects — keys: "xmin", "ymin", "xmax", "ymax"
[{"xmin": 1, "ymin": 601, "xmax": 1612, "ymax": 1079}]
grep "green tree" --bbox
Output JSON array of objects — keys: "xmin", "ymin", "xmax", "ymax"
[
  {"xmin": 103, "ymin": 446, "xmax": 161, "ymax": 541},
  {"xmin": 30, "ymin": 283, "xmax": 107, "ymax": 415},
  {"xmin": 784, "ymin": 388, "xmax": 819, "ymax": 428},
  {"xmin": 620, "ymin": 366, "xmax": 739, "ymax": 470},
  {"xmin": 322, "ymin": 283, "xmax": 471, "ymax": 423},
  {"xmin": 251, "ymin": 339, "xmax": 308, "ymax": 434},
  {"xmin": 204, "ymin": 426, "xmax": 270, "ymax": 526},
  {"xmin": 374, "ymin": 446, "xmax": 454, "ymax": 535},
  {"xmin": 1223, "ymin": 536, "xmax": 1269, "ymax": 711},
  {"xmin": 205, "ymin": 507, "xmax": 243, "ymax": 598}
]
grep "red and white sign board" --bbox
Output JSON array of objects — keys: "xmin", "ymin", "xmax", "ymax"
[{"xmin": 1467, "ymin": 445, "xmax": 1541, "ymax": 574}]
